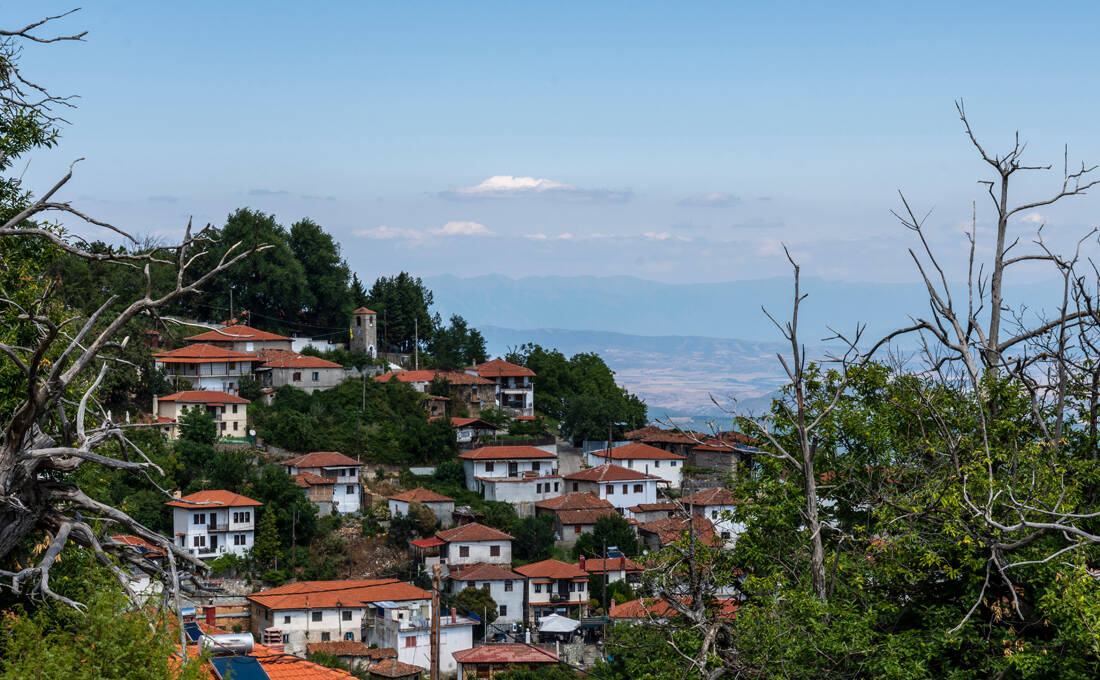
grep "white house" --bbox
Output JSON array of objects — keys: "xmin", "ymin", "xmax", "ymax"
[
  {"xmin": 478, "ymin": 476, "xmax": 564, "ymax": 517},
  {"xmin": 513, "ymin": 559, "xmax": 589, "ymax": 625},
  {"xmin": 247, "ymin": 578, "xmax": 476, "ymax": 673},
  {"xmin": 457, "ymin": 445, "xmax": 557, "ymax": 493},
  {"xmin": 577, "ymin": 555, "xmax": 643, "ymax": 586},
  {"xmin": 153, "ymin": 390, "xmax": 250, "ymax": 440},
  {"xmin": 387, "ymin": 487, "xmax": 456, "ymax": 527},
  {"xmin": 465, "ymin": 358, "xmax": 536, "ymax": 417},
  {"xmin": 281, "ymin": 451, "xmax": 363, "ymax": 514},
  {"xmin": 563, "ymin": 463, "xmax": 663, "ymax": 511},
  {"xmin": 445, "ymin": 562, "xmax": 525, "ymax": 623},
  {"xmin": 587, "ymin": 442, "xmax": 686, "ymax": 489},
  {"xmin": 153, "ymin": 344, "xmax": 258, "ymax": 394},
  {"xmin": 166, "ymin": 490, "xmax": 261, "ymax": 558},
  {"xmin": 682, "ymin": 487, "xmax": 742, "ymax": 546},
  {"xmin": 435, "ymin": 522, "xmax": 513, "ymax": 570},
  {"xmin": 447, "ymin": 417, "xmax": 501, "ymax": 444},
  {"xmin": 185, "ymin": 323, "xmax": 294, "ymax": 353}
]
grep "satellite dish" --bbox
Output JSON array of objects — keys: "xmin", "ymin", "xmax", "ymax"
[{"xmin": 249, "ymin": 429, "xmax": 256, "ymax": 436}]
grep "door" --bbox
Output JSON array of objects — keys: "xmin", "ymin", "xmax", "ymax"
[
  {"xmin": 210, "ymin": 534, "xmax": 218, "ymax": 552},
  {"xmin": 508, "ymin": 462, "xmax": 518, "ymax": 476}
]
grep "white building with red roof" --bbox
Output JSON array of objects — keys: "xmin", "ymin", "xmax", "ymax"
[
  {"xmin": 682, "ymin": 487, "xmax": 742, "ymax": 545},
  {"xmin": 248, "ymin": 578, "xmax": 475, "ymax": 672},
  {"xmin": 281, "ymin": 451, "xmax": 364, "ymax": 514},
  {"xmin": 452, "ymin": 644, "xmax": 559, "ymax": 678},
  {"xmin": 457, "ymin": 445, "xmax": 557, "ymax": 493},
  {"xmin": 465, "ymin": 358, "xmax": 536, "ymax": 417},
  {"xmin": 435, "ymin": 522, "xmax": 514, "ymax": 570},
  {"xmin": 255, "ymin": 349, "xmax": 345, "ymax": 399},
  {"xmin": 563, "ymin": 463, "xmax": 663, "ymax": 510},
  {"xmin": 513, "ymin": 559, "xmax": 589, "ymax": 624},
  {"xmin": 587, "ymin": 442, "xmax": 687, "ymax": 489},
  {"xmin": 166, "ymin": 490, "xmax": 262, "ymax": 558},
  {"xmin": 534, "ymin": 492, "xmax": 618, "ymax": 547},
  {"xmin": 185, "ymin": 323, "xmax": 294, "ymax": 353},
  {"xmin": 576, "ymin": 554, "xmax": 643, "ymax": 586},
  {"xmin": 387, "ymin": 487, "xmax": 455, "ymax": 526},
  {"xmin": 374, "ymin": 369, "xmax": 496, "ymax": 417},
  {"xmin": 153, "ymin": 344, "xmax": 258, "ymax": 394},
  {"xmin": 444, "ymin": 562, "xmax": 525, "ymax": 623},
  {"xmin": 153, "ymin": 390, "xmax": 250, "ymax": 439}
]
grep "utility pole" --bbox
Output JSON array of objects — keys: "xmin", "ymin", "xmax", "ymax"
[
  {"xmin": 430, "ymin": 564, "xmax": 441, "ymax": 680},
  {"xmin": 602, "ymin": 540, "xmax": 609, "ymax": 615},
  {"xmin": 228, "ymin": 287, "xmax": 233, "ymax": 322},
  {"xmin": 414, "ymin": 317, "xmax": 419, "ymax": 370},
  {"xmin": 291, "ymin": 507, "xmax": 297, "ymax": 568}
]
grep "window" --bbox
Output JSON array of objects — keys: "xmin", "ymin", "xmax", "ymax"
[
  {"xmin": 554, "ymin": 482, "xmax": 559, "ymax": 492},
  {"xmin": 572, "ymin": 482, "xmax": 579, "ymax": 492},
  {"xmin": 499, "ymin": 605, "xmax": 507, "ymax": 616},
  {"xmin": 670, "ymin": 461, "xmax": 678, "ymax": 467},
  {"xmin": 578, "ymin": 582, "xmax": 585, "ymax": 592},
  {"xmin": 229, "ymin": 362, "xmax": 236, "ymax": 370},
  {"xmin": 283, "ymin": 615, "xmax": 291, "ymax": 624},
  {"xmin": 532, "ymin": 461, "xmax": 540, "ymax": 472},
  {"xmin": 344, "ymin": 632, "xmax": 354, "ymax": 641},
  {"xmin": 220, "ymin": 422, "xmax": 226, "ymax": 431},
  {"xmin": 606, "ymin": 485, "xmax": 614, "ymax": 495},
  {"xmin": 633, "ymin": 484, "xmax": 643, "ymax": 493},
  {"xmin": 233, "ymin": 421, "xmax": 239, "ymax": 431},
  {"xmin": 490, "ymin": 545, "xmax": 501, "ymax": 557},
  {"xmin": 504, "ymin": 580, "xmax": 513, "ymax": 592},
  {"xmin": 534, "ymin": 583, "xmax": 542, "ymax": 593},
  {"xmin": 711, "ymin": 510, "xmax": 719, "ymax": 519},
  {"xmin": 321, "ymin": 632, "xmax": 331, "ymax": 642},
  {"xmin": 234, "ymin": 534, "xmax": 246, "ymax": 545},
  {"xmin": 482, "ymin": 583, "xmax": 490, "ymax": 593},
  {"xmin": 292, "ymin": 371, "xmax": 301, "ymax": 381},
  {"xmin": 356, "ymin": 317, "xmax": 362, "ymax": 327},
  {"xmin": 467, "ymin": 581, "xmax": 475, "ymax": 590},
  {"xmin": 622, "ymin": 484, "xmax": 628, "ymax": 494},
  {"xmin": 536, "ymin": 483, "xmax": 542, "ymax": 493},
  {"xmin": 193, "ymin": 514, "xmax": 205, "ymax": 525},
  {"xmin": 342, "ymin": 610, "xmax": 353, "ymax": 621},
  {"xmin": 574, "ymin": 525, "xmax": 582, "ymax": 534},
  {"xmin": 312, "ymin": 611, "xmax": 323, "ymax": 622},
  {"xmin": 192, "ymin": 535, "xmax": 205, "ymax": 547},
  {"xmin": 405, "ymin": 636, "xmax": 416, "ymax": 648},
  {"xmin": 459, "ymin": 546, "xmax": 470, "ymax": 558},
  {"xmin": 312, "ymin": 371, "xmax": 319, "ymax": 381},
  {"xmin": 654, "ymin": 461, "xmax": 660, "ymax": 468},
  {"xmin": 569, "ymin": 582, "xmax": 576, "ymax": 592},
  {"xmin": 485, "ymin": 462, "xmax": 495, "ymax": 473},
  {"xmin": 721, "ymin": 532, "xmax": 731, "ymax": 539},
  {"xmin": 232, "ymin": 404, "xmax": 238, "ymax": 414},
  {"xmin": 281, "ymin": 634, "xmax": 289, "ymax": 644}
]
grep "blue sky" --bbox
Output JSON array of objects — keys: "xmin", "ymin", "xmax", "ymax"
[{"xmin": 19, "ymin": 1, "xmax": 1100, "ymax": 284}]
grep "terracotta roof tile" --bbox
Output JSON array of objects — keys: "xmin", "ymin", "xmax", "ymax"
[
  {"xmin": 564, "ymin": 463, "xmax": 661, "ymax": 483},
  {"xmin": 258, "ymin": 349, "xmax": 343, "ymax": 369},
  {"xmin": 609, "ymin": 596, "xmax": 738, "ymax": 620},
  {"xmin": 452, "ymin": 644, "xmax": 558, "ymax": 664},
  {"xmin": 535, "ymin": 492, "xmax": 613, "ymax": 511},
  {"xmin": 638, "ymin": 515, "xmax": 719, "ymax": 546},
  {"xmin": 556, "ymin": 508, "xmax": 619, "ymax": 525},
  {"xmin": 306, "ymin": 641, "xmax": 395, "ymax": 658},
  {"xmin": 154, "ymin": 344, "xmax": 259, "ymax": 363},
  {"xmin": 591, "ymin": 442, "xmax": 686, "ymax": 461},
  {"xmin": 186, "ymin": 324, "xmax": 292, "ymax": 343},
  {"xmin": 166, "ymin": 490, "xmax": 262, "ymax": 508},
  {"xmin": 292, "ymin": 471, "xmax": 334, "ymax": 487},
  {"xmin": 369, "ymin": 658, "xmax": 426, "ymax": 677},
  {"xmin": 284, "ymin": 451, "xmax": 363, "ymax": 469},
  {"xmin": 248, "ymin": 579, "xmax": 428, "ymax": 610},
  {"xmin": 449, "ymin": 417, "xmax": 499, "ymax": 429},
  {"xmin": 466, "ymin": 358, "xmax": 536, "ymax": 379},
  {"xmin": 374, "ymin": 370, "xmax": 494, "ymax": 385},
  {"xmin": 436, "ymin": 522, "xmax": 513, "ymax": 543},
  {"xmin": 681, "ymin": 488, "xmax": 737, "ymax": 506},
  {"xmin": 458, "ymin": 446, "xmax": 556, "ymax": 461},
  {"xmin": 352, "ymin": 307, "xmax": 376, "ymax": 315},
  {"xmin": 109, "ymin": 535, "xmax": 165, "ymax": 556},
  {"xmin": 628, "ymin": 502, "xmax": 677, "ymax": 513},
  {"xmin": 446, "ymin": 562, "xmax": 523, "ymax": 582},
  {"xmin": 388, "ymin": 487, "xmax": 454, "ymax": 503},
  {"xmin": 577, "ymin": 557, "xmax": 642, "ymax": 574},
  {"xmin": 158, "ymin": 390, "xmax": 250, "ymax": 404},
  {"xmin": 513, "ymin": 559, "xmax": 587, "ymax": 580}
]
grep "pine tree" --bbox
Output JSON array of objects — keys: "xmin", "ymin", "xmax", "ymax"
[{"xmin": 252, "ymin": 509, "xmax": 280, "ymax": 568}]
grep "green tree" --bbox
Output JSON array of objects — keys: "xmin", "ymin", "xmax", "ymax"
[
  {"xmin": 289, "ymin": 218, "xmax": 352, "ymax": 329},
  {"xmin": 252, "ymin": 465, "xmax": 318, "ymax": 548},
  {"xmin": 481, "ymin": 501, "xmax": 518, "ymax": 533},
  {"xmin": 428, "ymin": 314, "xmax": 488, "ymax": 370},
  {"xmin": 495, "ymin": 666, "xmax": 580, "ymax": 680},
  {"xmin": 252, "ymin": 508, "xmax": 281, "ymax": 567},
  {"xmin": 452, "ymin": 586, "xmax": 499, "ymax": 626},
  {"xmin": 572, "ymin": 515, "xmax": 639, "ymax": 559},
  {"xmin": 175, "ymin": 406, "xmax": 217, "ymax": 489},
  {"xmin": 367, "ymin": 272, "xmax": 435, "ymax": 353},
  {"xmin": 513, "ymin": 514, "xmax": 556, "ymax": 562},
  {"xmin": 238, "ymin": 374, "xmax": 263, "ymax": 401},
  {"xmin": 434, "ymin": 459, "xmax": 466, "ymax": 488}
]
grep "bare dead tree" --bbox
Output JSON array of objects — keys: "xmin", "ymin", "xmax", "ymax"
[{"xmin": 0, "ymin": 12, "xmax": 267, "ymax": 607}]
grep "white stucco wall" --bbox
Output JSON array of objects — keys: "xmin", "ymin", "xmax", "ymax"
[
  {"xmin": 566, "ymin": 479, "xmax": 658, "ymax": 510},
  {"xmin": 445, "ymin": 540, "xmax": 512, "ymax": 566},
  {"xmin": 171, "ymin": 506, "xmax": 254, "ymax": 558}
]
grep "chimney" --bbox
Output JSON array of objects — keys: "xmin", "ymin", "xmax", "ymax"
[
  {"xmin": 619, "ymin": 555, "xmax": 626, "ymax": 570},
  {"xmin": 578, "ymin": 554, "xmax": 585, "ymax": 570},
  {"xmin": 173, "ymin": 489, "xmax": 182, "ymax": 499},
  {"xmin": 204, "ymin": 605, "xmax": 216, "ymax": 627},
  {"xmin": 450, "ymin": 607, "xmax": 455, "ymax": 624}
]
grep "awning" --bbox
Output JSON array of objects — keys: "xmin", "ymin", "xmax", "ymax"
[
  {"xmin": 538, "ymin": 613, "xmax": 581, "ymax": 633},
  {"xmin": 409, "ymin": 537, "xmax": 445, "ymax": 549}
]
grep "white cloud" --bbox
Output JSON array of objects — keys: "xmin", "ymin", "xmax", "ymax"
[
  {"xmin": 354, "ymin": 225, "xmax": 425, "ymax": 241},
  {"xmin": 1019, "ymin": 212, "xmax": 1048, "ymax": 225},
  {"xmin": 678, "ymin": 192, "xmax": 741, "ymax": 207},
  {"xmin": 432, "ymin": 220, "xmax": 492, "ymax": 236},
  {"xmin": 442, "ymin": 175, "xmax": 631, "ymax": 202}
]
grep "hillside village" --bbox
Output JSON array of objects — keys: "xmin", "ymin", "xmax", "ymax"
[{"xmin": 125, "ymin": 307, "xmax": 758, "ymax": 679}]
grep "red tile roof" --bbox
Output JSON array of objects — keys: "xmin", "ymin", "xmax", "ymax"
[
  {"xmin": 306, "ymin": 642, "xmax": 395, "ymax": 658},
  {"xmin": 436, "ymin": 522, "xmax": 513, "ymax": 543},
  {"xmin": 352, "ymin": 307, "xmax": 376, "ymax": 315},
  {"xmin": 535, "ymin": 492, "xmax": 614, "ymax": 511},
  {"xmin": 110, "ymin": 535, "xmax": 165, "ymax": 556},
  {"xmin": 409, "ymin": 537, "xmax": 445, "ymax": 549},
  {"xmin": 590, "ymin": 442, "xmax": 686, "ymax": 461},
  {"xmin": 609, "ymin": 596, "xmax": 738, "ymax": 620},
  {"xmin": 577, "ymin": 557, "xmax": 642, "ymax": 574},
  {"xmin": 258, "ymin": 349, "xmax": 343, "ymax": 369},
  {"xmin": 292, "ymin": 471, "xmax": 334, "ymax": 488},
  {"xmin": 186, "ymin": 324, "xmax": 292, "ymax": 343},
  {"xmin": 564, "ymin": 463, "xmax": 661, "ymax": 483},
  {"xmin": 388, "ymin": 487, "xmax": 455, "ymax": 503},
  {"xmin": 638, "ymin": 515, "xmax": 718, "ymax": 546},
  {"xmin": 154, "ymin": 343, "xmax": 259, "ymax": 363},
  {"xmin": 449, "ymin": 417, "xmax": 500, "ymax": 429},
  {"xmin": 247, "ymin": 579, "xmax": 429, "ymax": 610},
  {"xmin": 166, "ymin": 490, "xmax": 262, "ymax": 508},
  {"xmin": 284, "ymin": 451, "xmax": 363, "ymax": 469},
  {"xmin": 259, "ymin": 649, "xmax": 356, "ymax": 680},
  {"xmin": 681, "ymin": 488, "xmax": 737, "ymax": 506},
  {"xmin": 374, "ymin": 370, "xmax": 494, "ymax": 385},
  {"xmin": 557, "ymin": 508, "xmax": 619, "ymax": 525},
  {"xmin": 513, "ymin": 559, "xmax": 587, "ymax": 580},
  {"xmin": 628, "ymin": 502, "xmax": 677, "ymax": 514},
  {"xmin": 466, "ymin": 358, "xmax": 536, "ymax": 379},
  {"xmin": 158, "ymin": 390, "xmax": 250, "ymax": 404},
  {"xmin": 446, "ymin": 562, "xmax": 523, "ymax": 582},
  {"xmin": 452, "ymin": 644, "xmax": 558, "ymax": 665},
  {"xmin": 458, "ymin": 445, "xmax": 556, "ymax": 461},
  {"xmin": 368, "ymin": 658, "xmax": 426, "ymax": 678}
]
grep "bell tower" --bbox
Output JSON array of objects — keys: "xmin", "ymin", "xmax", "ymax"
[{"xmin": 350, "ymin": 307, "xmax": 377, "ymax": 357}]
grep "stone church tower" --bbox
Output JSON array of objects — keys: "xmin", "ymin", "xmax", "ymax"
[{"xmin": 350, "ymin": 307, "xmax": 377, "ymax": 357}]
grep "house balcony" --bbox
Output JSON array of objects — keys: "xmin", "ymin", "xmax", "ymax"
[{"xmin": 205, "ymin": 523, "xmax": 230, "ymax": 532}]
